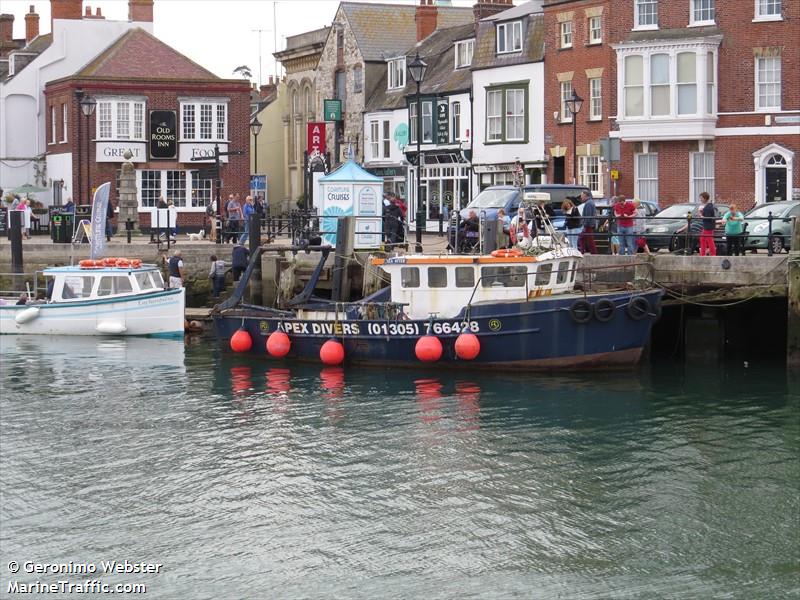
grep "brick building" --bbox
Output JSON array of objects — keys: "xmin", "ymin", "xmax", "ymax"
[
  {"xmin": 44, "ymin": 27, "xmax": 251, "ymax": 230},
  {"xmin": 543, "ymin": 0, "xmax": 799, "ymax": 207}
]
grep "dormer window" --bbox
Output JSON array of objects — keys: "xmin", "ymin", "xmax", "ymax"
[
  {"xmin": 496, "ymin": 21, "xmax": 522, "ymax": 54},
  {"xmin": 387, "ymin": 57, "xmax": 406, "ymax": 91},
  {"xmin": 455, "ymin": 39, "xmax": 474, "ymax": 69}
]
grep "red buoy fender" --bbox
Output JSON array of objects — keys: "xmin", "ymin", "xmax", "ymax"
[
  {"xmin": 454, "ymin": 333, "xmax": 481, "ymax": 360},
  {"xmin": 266, "ymin": 331, "xmax": 291, "ymax": 357},
  {"xmin": 415, "ymin": 335, "xmax": 443, "ymax": 362},
  {"xmin": 230, "ymin": 328, "xmax": 253, "ymax": 353},
  {"xmin": 320, "ymin": 339, "xmax": 345, "ymax": 366}
]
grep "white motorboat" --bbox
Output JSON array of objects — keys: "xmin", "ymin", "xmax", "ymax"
[{"xmin": 0, "ymin": 259, "xmax": 185, "ymax": 337}]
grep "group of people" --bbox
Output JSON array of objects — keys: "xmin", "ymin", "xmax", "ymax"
[
  {"xmin": 207, "ymin": 193, "xmax": 266, "ymax": 244},
  {"xmin": 382, "ymin": 194, "xmax": 407, "ymax": 246},
  {"xmin": 167, "ymin": 241, "xmax": 251, "ymax": 300},
  {"xmin": 692, "ymin": 191, "xmax": 746, "ymax": 257}
]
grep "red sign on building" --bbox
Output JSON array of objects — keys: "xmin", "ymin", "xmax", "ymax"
[{"xmin": 307, "ymin": 122, "xmax": 326, "ymax": 156}]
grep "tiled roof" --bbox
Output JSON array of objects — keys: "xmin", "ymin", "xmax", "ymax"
[
  {"xmin": 472, "ymin": 8, "xmax": 544, "ymax": 70},
  {"xmin": 341, "ymin": 1, "xmax": 473, "ymax": 62},
  {"xmin": 77, "ymin": 28, "xmax": 218, "ymax": 79},
  {"xmin": 366, "ymin": 22, "xmax": 476, "ymax": 112}
]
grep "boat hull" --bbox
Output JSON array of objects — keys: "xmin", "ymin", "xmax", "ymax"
[
  {"xmin": 0, "ymin": 288, "xmax": 185, "ymax": 337},
  {"xmin": 213, "ymin": 289, "xmax": 662, "ymax": 370}
]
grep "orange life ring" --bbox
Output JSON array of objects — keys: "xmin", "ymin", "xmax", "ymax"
[
  {"xmin": 103, "ymin": 257, "xmax": 118, "ymax": 267},
  {"xmin": 490, "ymin": 248, "xmax": 523, "ymax": 258},
  {"xmin": 79, "ymin": 259, "xmax": 94, "ymax": 268},
  {"xmin": 115, "ymin": 259, "xmax": 131, "ymax": 268},
  {"xmin": 130, "ymin": 259, "xmax": 142, "ymax": 268}
]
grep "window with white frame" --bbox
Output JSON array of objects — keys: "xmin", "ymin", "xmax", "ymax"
[
  {"xmin": 690, "ymin": 0, "xmax": 715, "ymax": 25},
  {"xmin": 409, "ymin": 101, "xmax": 433, "ymax": 144},
  {"xmin": 50, "ymin": 105, "xmax": 56, "ymax": 144},
  {"xmin": 138, "ymin": 169, "xmax": 210, "ymax": 209},
  {"xmin": 756, "ymin": 0, "xmax": 781, "ymax": 19},
  {"xmin": 635, "ymin": 0, "xmax": 658, "ymax": 29},
  {"xmin": 579, "ymin": 156, "xmax": 602, "ymax": 194},
  {"xmin": 560, "ymin": 80, "xmax": 574, "ymax": 122},
  {"xmin": 496, "ymin": 21, "xmax": 522, "ymax": 54},
  {"xmin": 756, "ymin": 56, "xmax": 781, "ymax": 110},
  {"xmin": 635, "ymin": 153, "xmax": 658, "ymax": 203},
  {"xmin": 387, "ymin": 57, "xmax": 406, "ymax": 90},
  {"xmin": 370, "ymin": 120, "xmax": 390, "ymax": 159},
  {"xmin": 650, "ymin": 54, "xmax": 670, "ymax": 115},
  {"xmin": 487, "ymin": 90, "xmax": 502, "ymax": 141},
  {"xmin": 706, "ymin": 52, "xmax": 715, "ymax": 113},
  {"xmin": 61, "ymin": 104, "xmax": 68, "ymax": 143},
  {"xmin": 96, "ymin": 99, "xmax": 146, "ymax": 141},
  {"xmin": 180, "ymin": 100, "xmax": 228, "ymax": 141},
  {"xmin": 370, "ymin": 120, "xmax": 380, "ymax": 158},
  {"xmin": 455, "ymin": 39, "xmax": 474, "ymax": 68},
  {"xmin": 382, "ymin": 120, "xmax": 390, "ymax": 158},
  {"xmin": 589, "ymin": 78, "xmax": 602, "ymax": 120},
  {"xmin": 624, "ymin": 55, "xmax": 644, "ymax": 117},
  {"xmin": 677, "ymin": 52, "xmax": 697, "ymax": 114},
  {"xmin": 451, "ymin": 101, "xmax": 461, "ymax": 141},
  {"xmin": 588, "ymin": 16, "xmax": 602, "ymax": 44},
  {"xmin": 691, "ymin": 151, "xmax": 714, "ymax": 201},
  {"xmin": 560, "ymin": 21, "xmax": 573, "ymax": 49},
  {"xmin": 506, "ymin": 89, "xmax": 525, "ymax": 141}
]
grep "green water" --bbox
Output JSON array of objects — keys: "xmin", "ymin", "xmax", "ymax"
[{"xmin": 1, "ymin": 335, "xmax": 798, "ymax": 599}]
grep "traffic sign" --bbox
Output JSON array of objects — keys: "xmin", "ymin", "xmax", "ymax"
[{"xmin": 323, "ymin": 99, "xmax": 342, "ymax": 122}]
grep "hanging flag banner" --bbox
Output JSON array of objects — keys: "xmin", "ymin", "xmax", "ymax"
[
  {"xmin": 307, "ymin": 122, "xmax": 327, "ymax": 155},
  {"xmin": 89, "ymin": 182, "xmax": 111, "ymax": 259}
]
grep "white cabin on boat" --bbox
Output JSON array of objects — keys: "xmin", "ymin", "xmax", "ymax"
[
  {"xmin": 45, "ymin": 265, "xmax": 166, "ymax": 302},
  {"xmin": 373, "ymin": 250, "xmax": 582, "ymax": 319}
]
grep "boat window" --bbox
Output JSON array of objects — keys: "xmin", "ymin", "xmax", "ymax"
[
  {"xmin": 570, "ymin": 262, "xmax": 576, "ymax": 282},
  {"xmin": 62, "ymin": 275, "xmax": 94, "ymax": 299},
  {"xmin": 481, "ymin": 265, "xmax": 527, "ymax": 288},
  {"xmin": 535, "ymin": 263, "xmax": 553, "ymax": 286},
  {"xmin": 556, "ymin": 261, "xmax": 569, "ymax": 284},
  {"xmin": 455, "ymin": 266, "xmax": 475, "ymax": 288},
  {"xmin": 97, "ymin": 276, "xmax": 133, "ymax": 296},
  {"xmin": 151, "ymin": 271, "xmax": 165, "ymax": 288},
  {"xmin": 135, "ymin": 272, "xmax": 155, "ymax": 291},
  {"xmin": 428, "ymin": 267, "xmax": 447, "ymax": 288},
  {"xmin": 401, "ymin": 267, "xmax": 420, "ymax": 288}
]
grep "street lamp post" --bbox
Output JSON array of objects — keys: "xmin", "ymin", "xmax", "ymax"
[
  {"xmin": 80, "ymin": 94, "xmax": 97, "ymax": 202},
  {"xmin": 250, "ymin": 115, "xmax": 262, "ymax": 174},
  {"xmin": 407, "ymin": 52, "xmax": 427, "ymax": 253},
  {"xmin": 74, "ymin": 89, "xmax": 84, "ymax": 203},
  {"xmin": 564, "ymin": 89, "xmax": 583, "ymax": 185}
]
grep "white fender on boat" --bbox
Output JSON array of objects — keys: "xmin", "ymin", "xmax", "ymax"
[
  {"xmin": 14, "ymin": 306, "xmax": 40, "ymax": 324},
  {"xmin": 96, "ymin": 321, "xmax": 127, "ymax": 334}
]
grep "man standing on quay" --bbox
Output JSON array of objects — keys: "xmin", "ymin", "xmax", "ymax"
[
  {"xmin": 579, "ymin": 190, "xmax": 597, "ymax": 254},
  {"xmin": 613, "ymin": 195, "xmax": 636, "ymax": 255}
]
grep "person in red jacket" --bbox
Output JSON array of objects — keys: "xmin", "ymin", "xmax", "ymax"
[{"xmin": 613, "ymin": 195, "xmax": 636, "ymax": 255}]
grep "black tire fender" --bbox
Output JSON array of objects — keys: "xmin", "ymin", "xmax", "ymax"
[
  {"xmin": 569, "ymin": 299, "xmax": 593, "ymax": 324},
  {"xmin": 627, "ymin": 296, "xmax": 651, "ymax": 321},
  {"xmin": 594, "ymin": 298, "xmax": 616, "ymax": 322}
]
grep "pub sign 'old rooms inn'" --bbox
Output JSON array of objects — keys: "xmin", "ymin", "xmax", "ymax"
[{"xmin": 43, "ymin": 26, "xmax": 250, "ymax": 231}]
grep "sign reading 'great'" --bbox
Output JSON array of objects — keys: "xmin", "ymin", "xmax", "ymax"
[{"xmin": 149, "ymin": 110, "xmax": 177, "ymax": 160}]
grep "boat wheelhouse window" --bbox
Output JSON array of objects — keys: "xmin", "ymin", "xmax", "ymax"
[
  {"xmin": 401, "ymin": 267, "xmax": 420, "ymax": 288},
  {"xmin": 97, "ymin": 276, "xmax": 133, "ymax": 296},
  {"xmin": 62, "ymin": 275, "xmax": 94, "ymax": 299},
  {"xmin": 535, "ymin": 263, "xmax": 553, "ymax": 286},
  {"xmin": 135, "ymin": 272, "xmax": 155, "ymax": 290},
  {"xmin": 428, "ymin": 267, "xmax": 447, "ymax": 288},
  {"xmin": 455, "ymin": 266, "xmax": 475, "ymax": 288},
  {"xmin": 481, "ymin": 265, "xmax": 527, "ymax": 288},
  {"xmin": 556, "ymin": 261, "xmax": 570, "ymax": 284}
]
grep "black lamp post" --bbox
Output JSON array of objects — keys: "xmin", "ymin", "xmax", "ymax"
[
  {"xmin": 564, "ymin": 89, "xmax": 583, "ymax": 185},
  {"xmin": 80, "ymin": 94, "xmax": 97, "ymax": 201},
  {"xmin": 74, "ymin": 88, "xmax": 84, "ymax": 203},
  {"xmin": 250, "ymin": 115, "xmax": 262, "ymax": 175},
  {"xmin": 407, "ymin": 52, "xmax": 427, "ymax": 253}
]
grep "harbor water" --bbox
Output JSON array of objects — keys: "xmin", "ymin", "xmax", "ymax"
[{"xmin": 1, "ymin": 335, "xmax": 798, "ymax": 599}]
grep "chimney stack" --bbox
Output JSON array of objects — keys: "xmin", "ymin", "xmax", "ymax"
[
  {"xmin": 1, "ymin": 14, "xmax": 14, "ymax": 46},
  {"xmin": 473, "ymin": 0, "xmax": 513, "ymax": 22},
  {"xmin": 50, "ymin": 0, "xmax": 83, "ymax": 32},
  {"xmin": 128, "ymin": 0, "xmax": 154, "ymax": 23},
  {"xmin": 260, "ymin": 76, "xmax": 277, "ymax": 100},
  {"xmin": 416, "ymin": 0, "xmax": 438, "ymax": 42},
  {"xmin": 25, "ymin": 6, "xmax": 39, "ymax": 43}
]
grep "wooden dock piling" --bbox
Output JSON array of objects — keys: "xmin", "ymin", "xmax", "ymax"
[{"xmin": 787, "ymin": 218, "xmax": 800, "ymax": 368}]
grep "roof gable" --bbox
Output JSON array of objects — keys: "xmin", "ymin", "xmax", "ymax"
[{"xmin": 78, "ymin": 28, "xmax": 217, "ymax": 80}]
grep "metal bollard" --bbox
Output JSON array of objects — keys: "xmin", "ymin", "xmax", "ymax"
[{"xmin": 125, "ymin": 218, "xmax": 133, "ymax": 243}]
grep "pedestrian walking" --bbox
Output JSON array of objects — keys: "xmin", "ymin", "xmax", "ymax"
[
  {"xmin": 578, "ymin": 191, "xmax": 598, "ymax": 254},
  {"xmin": 699, "ymin": 191, "xmax": 717, "ymax": 256},
  {"xmin": 238, "ymin": 195, "xmax": 255, "ymax": 245},
  {"xmin": 722, "ymin": 203, "xmax": 745, "ymax": 256}
]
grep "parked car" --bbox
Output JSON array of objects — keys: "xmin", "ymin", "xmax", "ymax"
[
  {"xmin": 583, "ymin": 199, "xmax": 659, "ymax": 254},
  {"xmin": 742, "ymin": 200, "xmax": 799, "ymax": 254},
  {"xmin": 644, "ymin": 202, "xmax": 729, "ymax": 253},
  {"xmin": 448, "ymin": 184, "xmax": 591, "ymax": 248}
]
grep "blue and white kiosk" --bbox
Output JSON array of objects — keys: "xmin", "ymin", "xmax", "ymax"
[{"xmin": 317, "ymin": 159, "xmax": 383, "ymax": 249}]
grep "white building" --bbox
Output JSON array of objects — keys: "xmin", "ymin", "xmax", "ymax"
[{"xmin": 0, "ymin": 0, "xmax": 154, "ymax": 205}]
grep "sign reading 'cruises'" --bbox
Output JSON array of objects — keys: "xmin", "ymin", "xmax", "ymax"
[{"xmin": 149, "ymin": 110, "xmax": 177, "ymax": 160}]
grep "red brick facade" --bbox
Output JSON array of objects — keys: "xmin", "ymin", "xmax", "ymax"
[{"xmin": 543, "ymin": 0, "xmax": 799, "ymax": 208}]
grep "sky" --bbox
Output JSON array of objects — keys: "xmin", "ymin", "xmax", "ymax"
[{"xmin": 4, "ymin": 0, "xmax": 474, "ymax": 85}]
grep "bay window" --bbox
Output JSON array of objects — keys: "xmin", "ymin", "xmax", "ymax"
[
  {"xmin": 96, "ymin": 98, "xmax": 146, "ymax": 141},
  {"xmin": 180, "ymin": 100, "xmax": 228, "ymax": 141},
  {"xmin": 487, "ymin": 90, "xmax": 502, "ymax": 141},
  {"xmin": 650, "ymin": 54, "xmax": 670, "ymax": 116},
  {"xmin": 624, "ymin": 55, "xmax": 644, "ymax": 117},
  {"xmin": 486, "ymin": 85, "xmax": 527, "ymax": 143},
  {"xmin": 506, "ymin": 89, "xmax": 525, "ymax": 141},
  {"xmin": 677, "ymin": 52, "xmax": 697, "ymax": 114}
]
